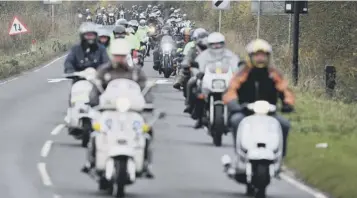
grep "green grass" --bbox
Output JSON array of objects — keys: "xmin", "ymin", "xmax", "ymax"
[
  {"xmin": 285, "ymin": 91, "xmax": 357, "ymax": 198},
  {"xmin": 0, "ymin": 34, "xmax": 76, "ymax": 79}
]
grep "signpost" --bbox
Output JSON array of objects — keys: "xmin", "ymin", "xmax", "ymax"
[
  {"xmin": 285, "ymin": 1, "xmax": 308, "ymax": 85},
  {"xmin": 212, "ymin": 0, "xmax": 230, "ymax": 32},
  {"xmin": 8, "ymin": 16, "xmax": 29, "ymax": 36},
  {"xmin": 43, "ymin": 0, "xmax": 62, "ymax": 32}
]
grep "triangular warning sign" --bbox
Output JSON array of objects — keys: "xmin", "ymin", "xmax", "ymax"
[{"xmin": 9, "ymin": 17, "xmax": 29, "ymax": 36}]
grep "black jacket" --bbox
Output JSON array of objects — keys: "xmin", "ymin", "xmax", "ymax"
[{"xmin": 64, "ymin": 43, "xmax": 109, "ymax": 73}]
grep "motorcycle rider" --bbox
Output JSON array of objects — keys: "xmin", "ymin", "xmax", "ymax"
[
  {"xmin": 137, "ymin": 19, "xmax": 150, "ymax": 56},
  {"xmin": 152, "ymin": 26, "xmax": 173, "ymax": 71},
  {"xmin": 192, "ymin": 32, "xmax": 240, "ymax": 129},
  {"xmin": 82, "ymin": 39, "xmax": 155, "ymax": 178},
  {"xmin": 64, "ymin": 22, "xmax": 109, "ymax": 134},
  {"xmin": 173, "ymin": 27, "xmax": 192, "ymax": 89},
  {"xmin": 97, "ymin": 28, "xmax": 111, "ymax": 53},
  {"xmin": 223, "ymin": 39, "xmax": 294, "ymax": 161},
  {"xmin": 182, "ymin": 28, "xmax": 209, "ymax": 115},
  {"xmin": 64, "ymin": 22, "xmax": 109, "ymax": 74}
]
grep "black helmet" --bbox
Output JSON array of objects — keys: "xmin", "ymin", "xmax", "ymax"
[
  {"xmin": 113, "ymin": 25, "xmax": 126, "ymax": 39},
  {"xmin": 196, "ymin": 31, "xmax": 209, "ymax": 51}
]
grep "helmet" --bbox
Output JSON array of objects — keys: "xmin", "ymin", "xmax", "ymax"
[
  {"xmin": 196, "ymin": 31, "xmax": 209, "ymax": 51},
  {"xmin": 113, "ymin": 25, "xmax": 126, "ymax": 39},
  {"xmin": 148, "ymin": 4, "xmax": 152, "ymax": 8},
  {"xmin": 156, "ymin": 10, "xmax": 161, "ymax": 16},
  {"xmin": 109, "ymin": 39, "xmax": 131, "ymax": 68},
  {"xmin": 170, "ymin": 7, "xmax": 174, "ymax": 11},
  {"xmin": 139, "ymin": 19, "xmax": 146, "ymax": 26},
  {"xmin": 85, "ymin": 8, "xmax": 90, "ymax": 13},
  {"xmin": 126, "ymin": 27, "xmax": 135, "ymax": 34},
  {"xmin": 192, "ymin": 28, "xmax": 206, "ymax": 41},
  {"xmin": 116, "ymin": 18, "xmax": 128, "ymax": 27},
  {"xmin": 79, "ymin": 22, "xmax": 98, "ymax": 44},
  {"xmin": 207, "ymin": 32, "xmax": 225, "ymax": 54},
  {"xmin": 129, "ymin": 20, "xmax": 139, "ymax": 27},
  {"xmin": 245, "ymin": 39, "xmax": 272, "ymax": 54},
  {"xmin": 97, "ymin": 28, "xmax": 111, "ymax": 37},
  {"xmin": 245, "ymin": 39, "xmax": 272, "ymax": 68}
]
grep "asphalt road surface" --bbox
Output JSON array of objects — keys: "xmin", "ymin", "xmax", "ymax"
[{"xmin": 0, "ymin": 54, "xmax": 317, "ymax": 198}]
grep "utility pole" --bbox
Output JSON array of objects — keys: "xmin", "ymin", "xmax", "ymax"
[
  {"xmin": 51, "ymin": 4, "xmax": 55, "ymax": 32},
  {"xmin": 218, "ymin": 10, "xmax": 222, "ymax": 32},
  {"xmin": 292, "ymin": 1, "xmax": 300, "ymax": 85},
  {"xmin": 256, "ymin": 0, "xmax": 261, "ymax": 38}
]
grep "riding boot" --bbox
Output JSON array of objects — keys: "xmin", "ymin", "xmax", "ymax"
[
  {"xmin": 143, "ymin": 131, "xmax": 154, "ymax": 179},
  {"xmin": 81, "ymin": 136, "xmax": 96, "ymax": 174}
]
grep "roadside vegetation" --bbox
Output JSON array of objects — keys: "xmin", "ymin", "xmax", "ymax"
[
  {"xmin": 0, "ymin": 2, "xmax": 89, "ymax": 79},
  {"xmin": 178, "ymin": 1, "xmax": 357, "ymax": 198}
]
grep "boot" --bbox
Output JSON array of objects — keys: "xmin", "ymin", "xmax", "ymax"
[
  {"xmin": 183, "ymin": 105, "xmax": 192, "ymax": 113},
  {"xmin": 173, "ymin": 82, "xmax": 181, "ymax": 90},
  {"xmin": 194, "ymin": 119, "xmax": 203, "ymax": 129}
]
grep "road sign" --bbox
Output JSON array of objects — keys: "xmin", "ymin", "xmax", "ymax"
[
  {"xmin": 251, "ymin": 1, "xmax": 288, "ymax": 16},
  {"xmin": 212, "ymin": 0, "xmax": 230, "ymax": 10},
  {"xmin": 8, "ymin": 16, "xmax": 29, "ymax": 36}
]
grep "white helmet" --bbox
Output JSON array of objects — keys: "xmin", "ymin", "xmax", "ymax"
[
  {"xmin": 192, "ymin": 28, "xmax": 207, "ymax": 40},
  {"xmin": 109, "ymin": 39, "xmax": 131, "ymax": 56},
  {"xmin": 126, "ymin": 27, "xmax": 135, "ymax": 34},
  {"xmin": 139, "ymin": 19, "xmax": 146, "ymax": 26},
  {"xmin": 245, "ymin": 39, "xmax": 272, "ymax": 54},
  {"xmin": 207, "ymin": 32, "xmax": 225, "ymax": 54},
  {"xmin": 207, "ymin": 32, "xmax": 225, "ymax": 44}
]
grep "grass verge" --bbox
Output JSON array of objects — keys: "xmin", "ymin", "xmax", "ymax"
[
  {"xmin": 0, "ymin": 34, "xmax": 76, "ymax": 79},
  {"xmin": 285, "ymin": 91, "xmax": 357, "ymax": 198}
]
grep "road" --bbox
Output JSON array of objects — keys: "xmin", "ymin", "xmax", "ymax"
[{"xmin": 0, "ymin": 55, "xmax": 317, "ymax": 198}]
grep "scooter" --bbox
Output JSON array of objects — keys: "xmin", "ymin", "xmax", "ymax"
[
  {"xmin": 221, "ymin": 100, "xmax": 283, "ymax": 198},
  {"xmin": 64, "ymin": 67, "xmax": 97, "ymax": 147},
  {"xmin": 90, "ymin": 79, "xmax": 165, "ymax": 197},
  {"xmin": 198, "ymin": 61, "xmax": 233, "ymax": 146}
]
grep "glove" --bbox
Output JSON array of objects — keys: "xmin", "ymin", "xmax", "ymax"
[{"xmin": 281, "ymin": 104, "xmax": 294, "ymax": 113}]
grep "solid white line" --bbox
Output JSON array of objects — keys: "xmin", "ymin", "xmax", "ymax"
[
  {"xmin": 280, "ymin": 173, "xmax": 328, "ymax": 198},
  {"xmin": 0, "ymin": 54, "xmax": 67, "ymax": 86},
  {"xmin": 37, "ymin": 162, "xmax": 52, "ymax": 186},
  {"xmin": 41, "ymin": 140, "xmax": 53, "ymax": 158},
  {"xmin": 53, "ymin": 194, "xmax": 61, "ymax": 198},
  {"xmin": 51, "ymin": 124, "xmax": 65, "ymax": 136}
]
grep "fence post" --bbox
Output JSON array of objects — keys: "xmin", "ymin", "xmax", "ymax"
[{"xmin": 325, "ymin": 65, "xmax": 336, "ymax": 97}]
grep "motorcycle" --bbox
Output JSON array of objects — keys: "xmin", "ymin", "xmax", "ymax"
[
  {"xmin": 159, "ymin": 42, "xmax": 175, "ymax": 78},
  {"xmin": 173, "ymin": 47, "xmax": 184, "ymax": 78},
  {"xmin": 119, "ymin": 10, "xmax": 125, "ymax": 19},
  {"xmin": 64, "ymin": 67, "xmax": 97, "ymax": 147},
  {"xmin": 221, "ymin": 100, "xmax": 283, "ymax": 198},
  {"xmin": 90, "ymin": 79, "xmax": 165, "ymax": 197},
  {"xmin": 197, "ymin": 61, "xmax": 233, "ymax": 146},
  {"xmin": 108, "ymin": 12, "xmax": 116, "ymax": 25},
  {"xmin": 147, "ymin": 25, "xmax": 157, "ymax": 50},
  {"xmin": 86, "ymin": 15, "xmax": 93, "ymax": 22},
  {"xmin": 96, "ymin": 13, "xmax": 104, "ymax": 25},
  {"xmin": 138, "ymin": 35, "xmax": 150, "ymax": 67}
]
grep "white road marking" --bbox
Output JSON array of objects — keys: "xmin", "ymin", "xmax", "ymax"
[
  {"xmin": 53, "ymin": 194, "xmax": 62, "ymax": 198},
  {"xmin": 0, "ymin": 54, "xmax": 67, "ymax": 86},
  {"xmin": 47, "ymin": 78, "xmax": 69, "ymax": 83},
  {"xmin": 155, "ymin": 79, "xmax": 173, "ymax": 84},
  {"xmin": 41, "ymin": 140, "xmax": 53, "ymax": 158},
  {"xmin": 51, "ymin": 124, "xmax": 65, "ymax": 136},
  {"xmin": 37, "ymin": 162, "xmax": 52, "ymax": 186},
  {"xmin": 280, "ymin": 173, "xmax": 328, "ymax": 198}
]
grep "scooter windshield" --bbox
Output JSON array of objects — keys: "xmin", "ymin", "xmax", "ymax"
[{"xmin": 99, "ymin": 79, "xmax": 146, "ymax": 111}]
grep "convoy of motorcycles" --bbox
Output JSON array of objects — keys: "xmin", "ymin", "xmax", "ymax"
[{"xmin": 67, "ymin": 4, "xmax": 286, "ymax": 198}]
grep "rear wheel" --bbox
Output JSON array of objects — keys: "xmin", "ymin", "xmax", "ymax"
[{"xmin": 212, "ymin": 104, "xmax": 224, "ymax": 147}]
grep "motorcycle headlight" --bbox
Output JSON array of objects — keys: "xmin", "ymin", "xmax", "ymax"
[
  {"xmin": 116, "ymin": 98, "xmax": 131, "ymax": 112},
  {"xmin": 162, "ymin": 44, "xmax": 172, "ymax": 53},
  {"xmin": 109, "ymin": 13, "xmax": 114, "ymax": 16},
  {"xmin": 212, "ymin": 79, "xmax": 226, "ymax": 89},
  {"xmin": 148, "ymin": 27, "xmax": 155, "ymax": 33}
]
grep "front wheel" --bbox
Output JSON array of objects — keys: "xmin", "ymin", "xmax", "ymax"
[
  {"xmin": 253, "ymin": 164, "xmax": 270, "ymax": 198},
  {"xmin": 113, "ymin": 157, "xmax": 128, "ymax": 198},
  {"xmin": 163, "ymin": 55, "xmax": 172, "ymax": 78},
  {"xmin": 212, "ymin": 104, "xmax": 224, "ymax": 147},
  {"xmin": 81, "ymin": 118, "xmax": 92, "ymax": 148}
]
